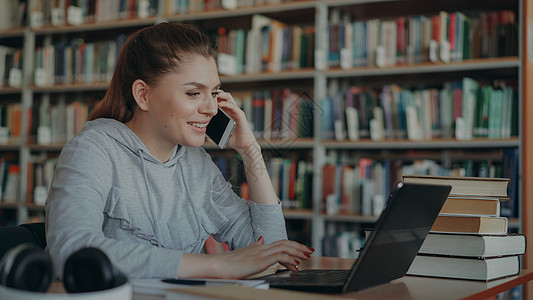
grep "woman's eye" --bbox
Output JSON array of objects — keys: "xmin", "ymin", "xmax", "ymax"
[
  {"xmin": 186, "ymin": 92, "xmax": 200, "ymax": 97},
  {"xmin": 211, "ymin": 91, "xmax": 219, "ymax": 98}
]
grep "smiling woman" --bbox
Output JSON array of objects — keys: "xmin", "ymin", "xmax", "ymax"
[
  {"xmin": 126, "ymin": 58, "xmax": 221, "ymax": 161},
  {"xmin": 44, "ymin": 22, "xmax": 313, "ymax": 281}
]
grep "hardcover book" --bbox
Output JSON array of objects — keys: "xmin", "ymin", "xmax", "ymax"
[
  {"xmin": 407, "ymin": 254, "xmax": 519, "ymax": 281},
  {"xmin": 402, "ymin": 175, "xmax": 510, "ymax": 199},
  {"xmin": 419, "ymin": 233, "xmax": 526, "ymax": 258},
  {"xmin": 431, "ymin": 215, "xmax": 508, "ymax": 234}
]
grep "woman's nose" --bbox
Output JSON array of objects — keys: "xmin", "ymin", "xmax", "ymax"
[{"xmin": 200, "ymin": 94, "xmax": 218, "ymax": 116}]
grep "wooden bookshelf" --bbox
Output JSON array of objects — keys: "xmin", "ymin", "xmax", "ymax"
[
  {"xmin": 221, "ymin": 68, "xmax": 316, "ymax": 83},
  {"xmin": 165, "ymin": 0, "xmax": 317, "ymax": 23},
  {"xmin": 322, "ymin": 213, "xmax": 379, "ymax": 223},
  {"xmin": 323, "ymin": 138, "xmax": 520, "ymax": 150},
  {"xmin": 325, "ymin": 57, "xmax": 520, "ymax": 78},
  {"xmin": 25, "ymin": 143, "xmax": 64, "ymax": 151},
  {"xmin": 522, "ymin": 0, "xmax": 533, "ymax": 298},
  {"xmin": 0, "ymin": 87, "xmax": 23, "ymax": 94},
  {"xmin": 0, "ymin": 27, "xmax": 25, "ymax": 38},
  {"xmin": 30, "ymin": 83, "xmax": 110, "ymax": 93},
  {"xmin": 0, "ymin": 203, "xmax": 19, "ymax": 209},
  {"xmin": 31, "ymin": 18, "xmax": 159, "ymax": 35},
  {"xmin": 0, "ymin": 143, "xmax": 21, "ymax": 151}
]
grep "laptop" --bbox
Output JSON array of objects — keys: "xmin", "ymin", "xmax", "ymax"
[{"xmin": 259, "ymin": 182, "xmax": 452, "ymax": 293}]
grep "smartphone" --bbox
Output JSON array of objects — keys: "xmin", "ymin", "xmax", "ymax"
[{"xmin": 206, "ymin": 108, "xmax": 236, "ymax": 149}]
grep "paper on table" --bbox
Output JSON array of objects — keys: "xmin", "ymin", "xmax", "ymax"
[{"xmin": 131, "ymin": 277, "xmax": 268, "ymax": 296}]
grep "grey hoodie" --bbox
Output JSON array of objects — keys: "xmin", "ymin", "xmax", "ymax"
[{"xmin": 45, "ymin": 118, "xmax": 287, "ymax": 279}]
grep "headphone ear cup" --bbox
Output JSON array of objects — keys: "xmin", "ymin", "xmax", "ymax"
[
  {"xmin": 0, "ymin": 243, "xmax": 53, "ymax": 292},
  {"xmin": 63, "ymin": 247, "xmax": 125, "ymax": 293}
]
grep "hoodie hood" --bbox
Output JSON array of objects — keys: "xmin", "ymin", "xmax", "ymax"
[{"xmin": 82, "ymin": 118, "xmax": 184, "ymax": 167}]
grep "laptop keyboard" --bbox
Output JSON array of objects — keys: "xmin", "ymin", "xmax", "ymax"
[{"xmin": 265, "ymin": 269, "xmax": 351, "ymax": 285}]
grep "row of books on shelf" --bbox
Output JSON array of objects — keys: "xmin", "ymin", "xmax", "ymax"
[
  {"xmin": 213, "ymin": 154, "xmax": 313, "ymax": 210},
  {"xmin": 1, "ymin": 77, "xmax": 519, "ymax": 145},
  {"xmin": 328, "ymin": 9, "xmax": 517, "ymax": 69},
  {"xmin": 26, "ymin": 157, "xmax": 56, "ymax": 206},
  {"xmin": 25, "ymin": 0, "xmax": 293, "ymax": 29},
  {"xmin": 322, "ymin": 149, "xmax": 519, "ymax": 218},
  {"xmin": 26, "ymin": 12, "xmax": 315, "ymax": 87},
  {"xmin": 212, "ymin": 14, "xmax": 314, "ymax": 75},
  {"xmin": 33, "ymin": 34, "xmax": 127, "ymax": 87},
  {"xmin": 2, "ymin": 37, "xmax": 119, "ymax": 89},
  {"xmin": 321, "ymin": 78, "xmax": 518, "ymax": 141},
  {"xmin": 0, "ymin": 159, "xmax": 20, "ymax": 203},
  {"xmin": 19, "ymin": 149, "xmax": 519, "ymax": 219},
  {"xmin": 0, "ymin": 103, "xmax": 23, "ymax": 143},
  {"xmin": 267, "ymin": 158, "xmax": 313, "ymax": 210},
  {"xmin": 164, "ymin": 0, "xmax": 291, "ymax": 14},
  {"xmin": 402, "ymin": 174, "xmax": 525, "ymax": 282},
  {"xmin": 0, "ymin": 157, "xmax": 56, "ymax": 206},
  {"xmin": 0, "ymin": 46, "xmax": 23, "ymax": 88},
  {"xmin": 30, "ymin": 0, "xmax": 159, "ymax": 28},
  {"xmin": 322, "ymin": 226, "xmax": 363, "ymax": 259},
  {"xmin": 29, "ymin": 100, "xmax": 90, "ymax": 145},
  {"xmin": 0, "ymin": 100, "xmax": 90, "ymax": 145},
  {"xmin": 21, "ymin": 152, "xmax": 313, "ymax": 210},
  {"xmin": 233, "ymin": 89, "xmax": 314, "ymax": 141},
  {"xmin": 0, "ymin": 0, "xmax": 26, "ymax": 30},
  {"xmin": 322, "ymin": 158, "xmax": 389, "ymax": 217}
]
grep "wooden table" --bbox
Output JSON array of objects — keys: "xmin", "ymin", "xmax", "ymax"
[
  {"xmin": 48, "ymin": 256, "xmax": 533, "ymax": 299},
  {"xmin": 303, "ymin": 256, "xmax": 533, "ymax": 300}
]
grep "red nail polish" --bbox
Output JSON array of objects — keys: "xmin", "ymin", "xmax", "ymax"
[
  {"xmin": 257, "ymin": 236, "xmax": 263, "ymax": 241},
  {"xmin": 307, "ymin": 247, "xmax": 315, "ymax": 252},
  {"xmin": 305, "ymin": 253, "xmax": 311, "ymax": 258}
]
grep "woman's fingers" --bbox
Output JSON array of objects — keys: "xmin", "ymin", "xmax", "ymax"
[
  {"xmin": 255, "ymin": 235, "xmax": 265, "ymax": 246},
  {"xmin": 217, "ymin": 89, "xmax": 236, "ymax": 105},
  {"xmin": 213, "ymin": 90, "xmax": 256, "ymax": 151},
  {"xmin": 249, "ymin": 240, "xmax": 314, "ymax": 272},
  {"xmin": 216, "ymin": 90, "xmax": 237, "ymax": 110},
  {"xmin": 260, "ymin": 240, "xmax": 314, "ymax": 260},
  {"xmin": 220, "ymin": 240, "xmax": 314, "ymax": 278},
  {"xmin": 216, "ymin": 98, "xmax": 244, "ymax": 121},
  {"xmin": 216, "ymin": 90, "xmax": 246, "ymax": 120},
  {"xmin": 263, "ymin": 251, "xmax": 302, "ymax": 272}
]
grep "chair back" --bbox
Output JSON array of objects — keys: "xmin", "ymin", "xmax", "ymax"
[{"xmin": 0, "ymin": 223, "xmax": 46, "ymax": 259}]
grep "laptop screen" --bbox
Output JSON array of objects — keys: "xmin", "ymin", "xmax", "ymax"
[{"xmin": 343, "ymin": 182, "xmax": 451, "ymax": 292}]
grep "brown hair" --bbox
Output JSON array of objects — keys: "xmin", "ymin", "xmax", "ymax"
[{"xmin": 89, "ymin": 22, "xmax": 217, "ymax": 122}]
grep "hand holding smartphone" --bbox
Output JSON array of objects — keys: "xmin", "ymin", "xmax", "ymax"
[{"xmin": 206, "ymin": 108, "xmax": 236, "ymax": 149}]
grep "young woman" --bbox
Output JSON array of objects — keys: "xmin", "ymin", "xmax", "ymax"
[{"xmin": 45, "ymin": 22, "xmax": 313, "ymax": 280}]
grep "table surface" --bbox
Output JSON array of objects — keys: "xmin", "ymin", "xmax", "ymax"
[
  {"xmin": 303, "ymin": 256, "xmax": 533, "ymax": 300},
  {"xmin": 48, "ymin": 256, "xmax": 533, "ymax": 300}
]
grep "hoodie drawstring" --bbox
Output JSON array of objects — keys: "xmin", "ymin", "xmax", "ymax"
[{"xmin": 138, "ymin": 149, "xmax": 161, "ymax": 246}]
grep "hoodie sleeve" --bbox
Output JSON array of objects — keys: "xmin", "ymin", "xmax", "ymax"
[
  {"xmin": 45, "ymin": 135, "xmax": 182, "ymax": 279},
  {"xmin": 207, "ymin": 160, "xmax": 288, "ymax": 249}
]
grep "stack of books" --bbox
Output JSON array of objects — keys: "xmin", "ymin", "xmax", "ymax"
[{"xmin": 403, "ymin": 175, "xmax": 526, "ymax": 281}]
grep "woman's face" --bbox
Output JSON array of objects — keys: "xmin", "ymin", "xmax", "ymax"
[{"xmin": 143, "ymin": 55, "xmax": 221, "ymax": 148}]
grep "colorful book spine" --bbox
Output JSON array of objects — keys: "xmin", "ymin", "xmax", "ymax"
[
  {"xmin": 326, "ymin": 8, "xmax": 517, "ymax": 69},
  {"xmin": 322, "ymin": 79, "xmax": 517, "ymax": 142}
]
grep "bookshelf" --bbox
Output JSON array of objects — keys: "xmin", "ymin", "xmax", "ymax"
[
  {"xmin": 523, "ymin": 0, "xmax": 533, "ymax": 298},
  {"xmin": 0, "ymin": 0, "xmax": 527, "ymax": 267},
  {"xmin": 314, "ymin": 0, "xmax": 524, "ymax": 263}
]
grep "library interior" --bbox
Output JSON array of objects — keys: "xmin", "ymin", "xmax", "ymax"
[{"xmin": 1, "ymin": 0, "xmax": 533, "ymax": 299}]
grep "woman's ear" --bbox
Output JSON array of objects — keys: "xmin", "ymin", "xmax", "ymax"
[{"xmin": 132, "ymin": 79, "xmax": 150, "ymax": 111}]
